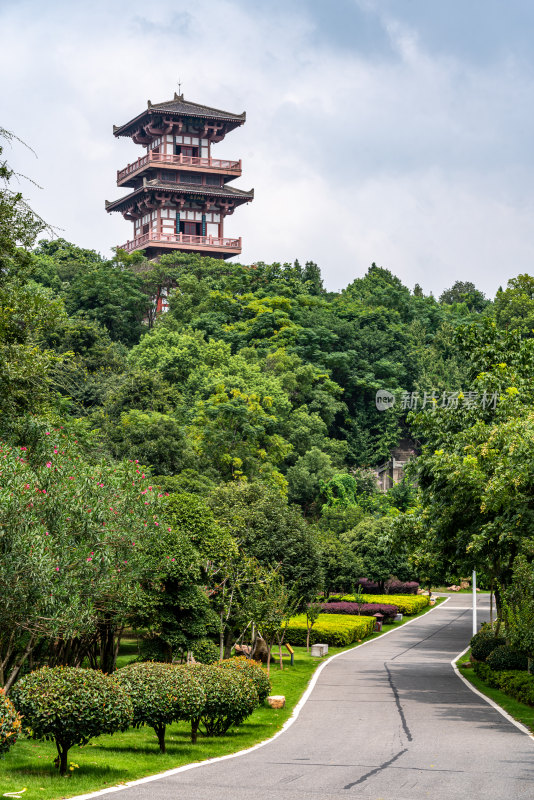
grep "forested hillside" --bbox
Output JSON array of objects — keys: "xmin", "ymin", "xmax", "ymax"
[{"xmin": 2, "ymin": 129, "xmax": 534, "ymax": 686}]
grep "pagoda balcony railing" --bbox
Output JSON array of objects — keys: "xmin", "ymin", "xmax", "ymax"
[
  {"xmin": 119, "ymin": 231, "xmax": 242, "ymax": 254},
  {"xmin": 117, "ymin": 152, "xmax": 242, "ymax": 183}
]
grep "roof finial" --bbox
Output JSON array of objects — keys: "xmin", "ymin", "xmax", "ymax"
[{"xmin": 177, "ymin": 77, "xmax": 182, "ymax": 97}]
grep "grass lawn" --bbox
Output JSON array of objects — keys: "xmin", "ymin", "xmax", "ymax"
[
  {"xmin": 0, "ymin": 599, "xmax": 443, "ymax": 800},
  {"xmin": 456, "ymin": 650, "xmax": 534, "ymax": 732}
]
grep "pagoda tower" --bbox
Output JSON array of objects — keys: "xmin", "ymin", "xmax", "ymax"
[{"xmin": 106, "ymin": 93, "xmax": 253, "ymax": 260}]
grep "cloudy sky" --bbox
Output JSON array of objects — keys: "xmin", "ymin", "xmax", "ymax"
[{"xmin": 2, "ymin": 0, "xmax": 534, "ymax": 297}]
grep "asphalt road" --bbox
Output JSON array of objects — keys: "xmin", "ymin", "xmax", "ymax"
[{"xmin": 100, "ymin": 595, "xmax": 534, "ymax": 800}]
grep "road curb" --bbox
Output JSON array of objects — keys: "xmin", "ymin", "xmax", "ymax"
[{"xmin": 67, "ymin": 597, "xmax": 450, "ymax": 800}]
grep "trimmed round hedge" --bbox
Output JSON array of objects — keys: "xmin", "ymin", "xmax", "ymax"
[
  {"xmin": 192, "ymin": 639, "xmax": 219, "ymax": 664},
  {"xmin": 0, "ymin": 688, "xmax": 22, "ymax": 756},
  {"xmin": 114, "ymin": 662, "xmax": 205, "ymax": 753},
  {"xmin": 184, "ymin": 663, "xmax": 259, "ymax": 741},
  {"xmin": 219, "ymin": 657, "xmax": 271, "ymax": 703},
  {"xmin": 11, "ymin": 666, "xmax": 133, "ymax": 775},
  {"xmin": 486, "ymin": 645, "xmax": 528, "ymax": 672},
  {"xmin": 470, "ymin": 630, "xmax": 506, "ymax": 662}
]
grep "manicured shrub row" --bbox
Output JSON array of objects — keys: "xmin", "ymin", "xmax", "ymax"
[
  {"xmin": 350, "ymin": 578, "xmax": 420, "ymax": 595},
  {"xmin": 320, "ymin": 601, "xmax": 399, "ymax": 621},
  {"xmin": 219, "ymin": 657, "xmax": 271, "ymax": 703},
  {"xmin": 11, "ymin": 667, "xmax": 133, "ymax": 775},
  {"xmin": 332, "ymin": 593, "xmax": 429, "ymax": 615},
  {"xmin": 184, "ymin": 663, "xmax": 259, "ymax": 741},
  {"xmin": 469, "ymin": 630, "xmax": 506, "ymax": 662},
  {"xmin": 473, "ymin": 662, "xmax": 534, "ymax": 706},
  {"xmin": 114, "ymin": 662, "xmax": 205, "ymax": 752},
  {"xmin": 0, "ymin": 688, "xmax": 21, "ymax": 756},
  {"xmin": 10, "ymin": 659, "xmax": 269, "ymax": 769},
  {"xmin": 285, "ymin": 613, "xmax": 375, "ymax": 647}
]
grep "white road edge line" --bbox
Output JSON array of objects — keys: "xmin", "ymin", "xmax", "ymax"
[
  {"xmin": 452, "ymin": 646, "xmax": 534, "ymax": 744},
  {"xmin": 67, "ymin": 597, "xmax": 451, "ymax": 800}
]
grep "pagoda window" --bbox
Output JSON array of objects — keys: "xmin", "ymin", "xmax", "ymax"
[
  {"xmin": 174, "ymin": 143, "xmax": 199, "ymax": 158},
  {"xmin": 180, "ymin": 220, "xmax": 201, "ymax": 236},
  {"xmin": 205, "ymin": 174, "xmax": 221, "ymax": 186},
  {"xmin": 180, "ymin": 172, "xmax": 202, "ymax": 184}
]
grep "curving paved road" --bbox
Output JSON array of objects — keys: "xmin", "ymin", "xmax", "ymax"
[{"xmin": 97, "ymin": 595, "xmax": 534, "ymax": 800}]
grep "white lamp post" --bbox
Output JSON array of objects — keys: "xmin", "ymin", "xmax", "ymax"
[{"xmin": 472, "ymin": 569, "xmax": 477, "ymax": 635}]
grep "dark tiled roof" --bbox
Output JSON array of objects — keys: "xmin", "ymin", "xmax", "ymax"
[
  {"xmin": 146, "ymin": 179, "xmax": 253, "ymax": 198},
  {"xmin": 113, "ymin": 94, "xmax": 245, "ymax": 137},
  {"xmin": 150, "ymin": 94, "xmax": 245, "ymax": 122},
  {"xmin": 105, "ymin": 179, "xmax": 254, "ymax": 212}
]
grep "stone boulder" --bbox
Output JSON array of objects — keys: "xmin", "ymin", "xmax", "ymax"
[
  {"xmin": 251, "ymin": 637, "xmax": 270, "ymax": 663},
  {"xmin": 267, "ymin": 695, "xmax": 285, "ymax": 709}
]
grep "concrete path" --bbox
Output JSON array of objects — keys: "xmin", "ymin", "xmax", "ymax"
[{"xmin": 104, "ymin": 595, "xmax": 534, "ymax": 800}]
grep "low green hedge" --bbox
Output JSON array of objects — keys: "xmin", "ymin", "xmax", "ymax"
[
  {"xmin": 284, "ymin": 613, "xmax": 375, "ymax": 647},
  {"xmin": 486, "ymin": 645, "xmax": 528, "ymax": 672},
  {"xmin": 473, "ymin": 662, "xmax": 534, "ymax": 706},
  {"xmin": 470, "ymin": 629, "xmax": 506, "ymax": 662},
  {"xmin": 335, "ymin": 593, "xmax": 429, "ymax": 615}
]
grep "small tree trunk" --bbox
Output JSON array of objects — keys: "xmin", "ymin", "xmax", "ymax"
[
  {"xmin": 191, "ymin": 719, "xmax": 199, "ymax": 744},
  {"xmin": 4, "ymin": 635, "xmax": 36, "ymax": 695},
  {"xmin": 219, "ymin": 618, "xmax": 224, "ymax": 661},
  {"xmin": 98, "ymin": 618, "xmax": 117, "ymax": 674},
  {"xmin": 154, "ymin": 724, "xmax": 166, "ymax": 753},
  {"xmin": 56, "ymin": 740, "xmax": 70, "ymax": 776},
  {"xmin": 223, "ymin": 630, "xmax": 233, "ymax": 660},
  {"xmin": 306, "ymin": 624, "xmax": 310, "ymax": 653},
  {"xmin": 266, "ymin": 644, "xmax": 272, "ymax": 677}
]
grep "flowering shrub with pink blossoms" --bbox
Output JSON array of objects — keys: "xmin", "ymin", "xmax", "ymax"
[{"xmin": 0, "ymin": 427, "xmax": 203, "ymax": 692}]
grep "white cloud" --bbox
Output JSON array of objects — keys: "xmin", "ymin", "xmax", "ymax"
[{"xmin": 1, "ymin": 0, "xmax": 534, "ymax": 298}]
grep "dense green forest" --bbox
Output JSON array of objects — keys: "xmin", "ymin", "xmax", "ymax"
[{"xmin": 2, "ymin": 129, "xmax": 534, "ymax": 690}]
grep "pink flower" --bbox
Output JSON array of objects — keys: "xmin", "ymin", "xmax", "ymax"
[
  {"xmin": 155, "ymin": 522, "xmax": 159, "ymax": 526},
  {"xmin": 45, "ymin": 532, "xmax": 49, "ymax": 536},
  {"xmin": 45, "ymin": 432, "xmax": 50, "ymax": 436},
  {"xmin": 45, "ymin": 462, "xmax": 52, "ymax": 468},
  {"xmin": 68, "ymin": 476, "xmax": 74, "ymax": 480},
  {"xmin": 20, "ymin": 446, "xmax": 27, "ymax": 451},
  {"xmin": 168, "ymin": 527, "xmax": 171, "ymax": 532},
  {"xmin": 171, "ymin": 558, "xmax": 176, "ymax": 562},
  {"xmin": 55, "ymin": 567, "xmax": 59, "ymax": 571},
  {"xmin": 87, "ymin": 558, "xmax": 92, "ymax": 562}
]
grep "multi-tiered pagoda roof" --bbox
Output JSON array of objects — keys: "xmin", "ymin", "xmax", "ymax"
[{"xmin": 106, "ymin": 93, "xmax": 253, "ymax": 259}]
